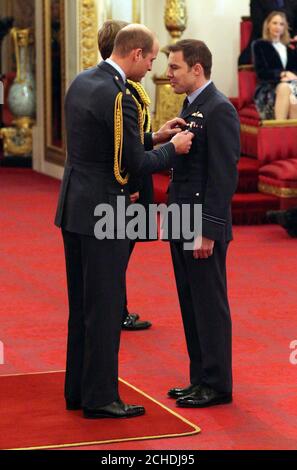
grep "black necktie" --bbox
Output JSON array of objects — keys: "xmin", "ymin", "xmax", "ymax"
[{"xmin": 182, "ymin": 97, "xmax": 189, "ymax": 113}]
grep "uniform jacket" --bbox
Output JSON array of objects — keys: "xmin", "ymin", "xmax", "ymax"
[
  {"xmin": 126, "ymin": 81, "xmax": 154, "ymax": 208},
  {"xmin": 167, "ymin": 82, "xmax": 240, "ymax": 243},
  {"xmin": 55, "ymin": 61, "xmax": 176, "ymax": 236}
]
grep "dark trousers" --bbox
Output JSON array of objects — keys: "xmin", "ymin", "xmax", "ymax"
[
  {"xmin": 62, "ymin": 229, "xmax": 130, "ymax": 408},
  {"xmin": 170, "ymin": 241, "xmax": 232, "ymax": 394},
  {"xmin": 122, "ymin": 241, "xmax": 136, "ymax": 319}
]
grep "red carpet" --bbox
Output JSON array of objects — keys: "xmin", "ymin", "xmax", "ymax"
[
  {"xmin": 1, "ymin": 169, "xmax": 297, "ymax": 450},
  {"xmin": 152, "ymin": 157, "xmax": 280, "ymax": 225},
  {"xmin": 0, "ymin": 372, "xmax": 198, "ymax": 450}
]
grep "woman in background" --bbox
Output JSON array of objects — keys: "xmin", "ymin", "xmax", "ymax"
[
  {"xmin": 253, "ymin": 11, "xmax": 297, "ymax": 119},
  {"xmin": 239, "ymin": 0, "xmax": 297, "ymax": 65}
]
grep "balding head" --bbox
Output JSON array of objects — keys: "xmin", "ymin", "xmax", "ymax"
[
  {"xmin": 110, "ymin": 24, "xmax": 159, "ymax": 82},
  {"xmin": 113, "ymin": 24, "xmax": 156, "ymax": 58}
]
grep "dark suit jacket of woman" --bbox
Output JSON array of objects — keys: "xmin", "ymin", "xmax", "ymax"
[{"xmin": 253, "ymin": 38, "xmax": 297, "ymax": 83}]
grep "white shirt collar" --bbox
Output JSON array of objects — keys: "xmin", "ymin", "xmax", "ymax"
[
  {"xmin": 188, "ymin": 80, "xmax": 212, "ymax": 105},
  {"xmin": 105, "ymin": 58, "xmax": 126, "ymax": 83}
]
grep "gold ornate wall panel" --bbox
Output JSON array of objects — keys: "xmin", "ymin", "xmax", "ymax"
[
  {"xmin": 153, "ymin": 0, "xmax": 187, "ymax": 129},
  {"xmin": 153, "ymin": 76, "xmax": 185, "ymax": 131},
  {"xmin": 105, "ymin": 0, "xmax": 141, "ymax": 23},
  {"xmin": 79, "ymin": 0, "xmax": 98, "ymax": 70}
]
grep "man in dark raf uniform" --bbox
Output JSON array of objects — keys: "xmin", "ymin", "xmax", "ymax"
[
  {"xmin": 166, "ymin": 40, "xmax": 240, "ymax": 408},
  {"xmin": 98, "ymin": 19, "xmax": 153, "ymax": 331},
  {"xmin": 55, "ymin": 25, "xmax": 193, "ymax": 419}
]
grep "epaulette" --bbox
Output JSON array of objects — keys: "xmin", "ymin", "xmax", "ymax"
[
  {"xmin": 113, "ymin": 89, "xmax": 144, "ymax": 186},
  {"xmin": 113, "ymin": 74, "xmax": 125, "ymax": 92},
  {"xmin": 126, "ymin": 80, "xmax": 151, "ymax": 133}
]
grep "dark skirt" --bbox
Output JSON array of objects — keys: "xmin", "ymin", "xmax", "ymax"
[
  {"xmin": 254, "ymin": 80, "xmax": 297, "ymax": 120},
  {"xmin": 254, "ymin": 82, "xmax": 276, "ymax": 120}
]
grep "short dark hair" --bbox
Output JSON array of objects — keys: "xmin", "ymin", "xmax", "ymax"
[
  {"xmin": 98, "ymin": 20, "xmax": 129, "ymax": 60},
  {"xmin": 113, "ymin": 25, "xmax": 155, "ymax": 58},
  {"xmin": 168, "ymin": 39, "xmax": 212, "ymax": 79}
]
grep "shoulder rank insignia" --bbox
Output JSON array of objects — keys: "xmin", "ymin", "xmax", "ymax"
[{"xmin": 191, "ymin": 111, "xmax": 204, "ymax": 118}]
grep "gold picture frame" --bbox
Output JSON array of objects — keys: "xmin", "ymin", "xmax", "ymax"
[
  {"xmin": 43, "ymin": 0, "xmax": 66, "ymax": 166},
  {"xmin": 106, "ymin": 0, "xmax": 141, "ymax": 23}
]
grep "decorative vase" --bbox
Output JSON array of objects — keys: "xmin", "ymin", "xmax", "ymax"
[
  {"xmin": 153, "ymin": 0, "xmax": 188, "ymax": 130},
  {"xmin": 8, "ymin": 27, "xmax": 36, "ymax": 126},
  {"xmin": 164, "ymin": 0, "xmax": 188, "ymax": 42}
]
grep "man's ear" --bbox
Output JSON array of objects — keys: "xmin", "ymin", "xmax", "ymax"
[
  {"xmin": 134, "ymin": 48, "xmax": 143, "ymax": 62},
  {"xmin": 193, "ymin": 63, "xmax": 203, "ymax": 76}
]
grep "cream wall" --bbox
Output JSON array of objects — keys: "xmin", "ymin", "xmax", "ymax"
[
  {"xmin": 143, "ymin": 0, "xmax": 250, "ymax": 101},
  {"xmin": 185, "ymin": 0, "xmax": 250, "ymax": 96}
]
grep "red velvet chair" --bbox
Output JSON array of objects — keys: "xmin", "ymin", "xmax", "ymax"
[
  {"xmin": 240, "ymin": 18, "xmax": 252, "ymax": 53},
  {"xmin": 258, "ymin": 159, "xmax": 297, "ymax": 209},
  {"xmin": 238, "ymin": 67, "xmax": 297, "ymax": 208},
  {"xmin": 238, "ymin": 69, "xmax": 259, "ymax": 158},
  {"xmin": 239, "ymin": 69, "xmax": 297, "ymax": 160}
]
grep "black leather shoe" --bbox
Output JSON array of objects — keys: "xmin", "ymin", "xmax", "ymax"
[
  {"xmin": 127, "ymin": 312, "xmax": 140, "ymax": 321},
  {"xmin": 83, "ymin": 399, "xmax": 145, "ymax": 419},
  {"xmin": 167, "ymin": 384, "xmax": 201, "ymax": 399},
  {"xmin": 122, "ymin": 314, "xmax": 152, "ymax": 330},
  {"xmin": 66, "ymin": 400, "xmax": 81, "ymax": 410},
  {"xmin": 266, "ymin": 210, "xmax": 287, "ymax": 225},
  {"xmin": 176, "ymin": 386, "xmax": 232, "ymax": 408}
]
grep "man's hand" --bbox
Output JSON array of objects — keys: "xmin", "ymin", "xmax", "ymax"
[
  {"xmin": 171, "ymin": 131, "xmax": 194, "ymax": 154},
  {"xmin": 193, "ymin": 237, "xmax": 215, "ymax": 259},
  {"xmin": 153, "ymin": 118, "xmax": 187, "ymax": 145},
  {"xmin": 130, "ymin": 192, "xmax": 140, "ymax": 203}
]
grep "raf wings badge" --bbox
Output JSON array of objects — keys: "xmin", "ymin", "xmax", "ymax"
[{"xmin": 191, "ymin": 111, "xmax": 204, "ymax": 118}]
